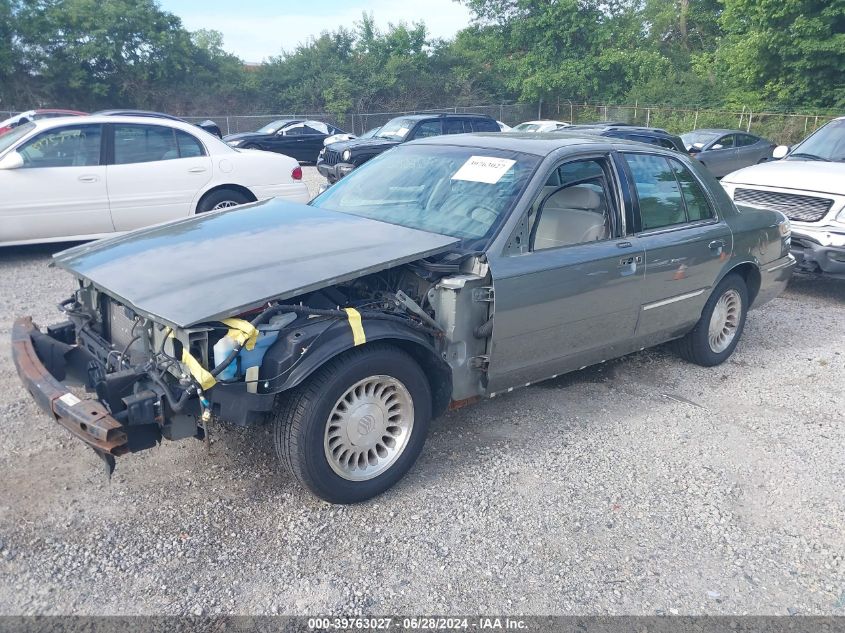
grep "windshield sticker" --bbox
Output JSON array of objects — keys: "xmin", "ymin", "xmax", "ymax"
[
  {"xmin": 396, "ymin": 127, "xmax": 410, "ymax": 136},
  {"xmin": 452, "ymin": 156, "xmax": 517, "ymax": 184}
]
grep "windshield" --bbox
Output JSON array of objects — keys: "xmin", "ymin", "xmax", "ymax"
[
  {"xmin": 310, "ymin": 144, "xmax": 540, "ymax": 245},
  {"xmin": 681, "ymin": 131, "xmax": 720, "ymax": 149},
  {"xmin": 0, "ymin": 122, "xmax": 35, "ymax": 153},
  {"xmin": 376, "ymin": 119, "xmax": 413, "ymax": 140},
  {"xmin": 361, "ymin": 126, "xmax": 381, "ymax": 139},
  {"xmin": 787, "ymin": 119, "xmax": 845, "ymax": 162},
  {"xmin": 255, "ymin": 120, "xmax": 295, "ymax": 135}
]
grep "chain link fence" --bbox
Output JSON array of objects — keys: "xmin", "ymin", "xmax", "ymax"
[
  {"xmin": 3, "ymin": 103, "xmax": 839, "ymax": 144},
  {"xmin": 182, "ymin": 102, "xmax": 837, "ymax": 145}
]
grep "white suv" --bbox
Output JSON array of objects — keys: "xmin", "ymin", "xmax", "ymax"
[{"xmin": 721, "ymin": 117, "xmax": 845, "ymax": 279}]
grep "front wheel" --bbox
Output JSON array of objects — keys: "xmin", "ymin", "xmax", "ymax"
[
  {"xmin": 272, "ymin": 345, "xmax": 432, "ymax": 504},
  {"xmin": 676, "ymin": 273, "xmax": 749, "ymax": 366}
]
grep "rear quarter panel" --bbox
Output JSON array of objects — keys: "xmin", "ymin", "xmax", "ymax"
[{"xmin": 215, "ymin": 149, "xmax": 299, "ymax": 187}]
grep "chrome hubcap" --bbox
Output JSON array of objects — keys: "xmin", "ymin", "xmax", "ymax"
[
  {"xmin": 708, "ymin": 289, "xmax": 741, "ymax": 353},
  {"xmin": 324, "ymin": 375, "xmax": 414, "ymax": 481},
  {"xmin": 212, "ymin": 200, "xmax": 240, "ymax": 210}
]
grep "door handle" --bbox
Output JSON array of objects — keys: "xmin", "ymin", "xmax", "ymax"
[
  {"xmin": 709, "ymin": 240, "xmax": 725, "ymax": 251},
  {"xmin": 619, "ymin": 255, "xmax": 642, "ymax": 266},
  {"xmin": 188, "ymin": 167, "xmax": 207, "ymax": 174},
  {"xmin": 78, "ymin": 175, "xmax": 98, "ymax": 183}
]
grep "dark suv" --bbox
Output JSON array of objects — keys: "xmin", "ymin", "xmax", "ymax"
[
  {"xmin": 317, "ymin": 113, "xmax": 501, "ymax": 182},
  {"xmin": 568, "ymin": 124, "xmax": 686, "ymax": 153}
]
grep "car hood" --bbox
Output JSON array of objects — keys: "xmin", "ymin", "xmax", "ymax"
[
  {"xmin": 327, "ymin": 136, "xmax": 401, "ymax": 152},
  {"xmin": 722, "ymin": 160, "xmax": 845, "ymax": 196},
  {"xmin": 52, "ymin": 199, "xmax": 459, "ymax": 328},
  {"xmin": 222, "ymin": 132, "xmax": 268, "ymax": 143}
]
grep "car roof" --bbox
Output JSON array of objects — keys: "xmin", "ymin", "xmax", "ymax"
[
  {"xmin": 94, "ymin": 109, "xmax": 183, "ymax": 121},
  {"xmin": 407, "ymin": 131, "xmax": 651, "ymax": 156},
  {"xmin": 26, "ymin": 114, "xmax": 217, "ymax": 135},
  {"xmin": 34, "ymin": 109, "xmax": 88, "ymax": 115},
  {"xmin": 392, "ymin": 113, "xmax": 495, "ymax": 121},
  {"xmin": 571, "ymin": 124, "xmax": 673, "ymax": 136},
  {"xmin": 688, "ymin": 128, "xmax": 744, "ymax": 135},
  {"xmin": 514, "ymin": 120, "xmax": 567, "ymax": 125}
]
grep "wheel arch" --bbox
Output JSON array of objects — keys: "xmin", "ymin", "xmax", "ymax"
[
  {"xmin": 196, "ymin": 184, "xmax": 257, "ymax": 212},
  {"xmin": 263, "ymin": 321, "xmax": 453, "ymax": 418},
  {"xmin": 720, "ymin": 260, "xmax": 762, "ymax": 307}
]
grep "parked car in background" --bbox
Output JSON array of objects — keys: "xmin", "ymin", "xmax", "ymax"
[
  {"xmin": 497, "ymin": 121, "xmax": 512, "ymax": 131},
  {"xmin": 13, "ymin": 133, "xmax": 793, "ymax": 503},
  {"xmin": 0, "ymin": 109, "xmax": 87, "ymax": 135},
  {"xmin": 721, "ymin": 116, "xmax": 845, "ymax": 278},
  {"xmin": 568, "ymin": 124, "xmax": 686, "ymax": 152},
  {"xmin": 223, "ymin": 119, "xmax": 347, "ymax": 163},
  {"xmin": 322, "ymin": 126, "xmax": 381, "ymax": 147},
  {"xmin": 0, "ymin": 114, "xmax": 308, "ymax": 246},
  {"xmin": 511, "ymin": 120, "xmax": 570, "ymax": 132},
  {"xmin": 317, "ymin": 113, "xmax": 501, "ymax": 183},
  {"xmin": 95, "ymin": 109, "xmax": 224, "ymax": 138},
  {"xmin": 682, "ymin": 129, "xmax": 775, "ymax": 177}
]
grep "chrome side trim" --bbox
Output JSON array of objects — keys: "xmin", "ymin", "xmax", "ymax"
[{"xmin": 642, "ymin": 288, "xmax": 706, "ymax": 311}]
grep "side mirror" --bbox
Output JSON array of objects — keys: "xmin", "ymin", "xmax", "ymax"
[
  {"xmin": 772, "ymin": 145, "xmax": 789, "ymax": 159},
  {"xmin": 711, "ymin": 144, "xmax": 724, "ymax": 151},
  {"xmin": 0, "ymin": 152, "xmax": 24, "ymax": 170}
]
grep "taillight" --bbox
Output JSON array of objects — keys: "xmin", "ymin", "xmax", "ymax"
[{"xmin": 291, "ymin": 166, "xmax": 302, "ymax": 180}]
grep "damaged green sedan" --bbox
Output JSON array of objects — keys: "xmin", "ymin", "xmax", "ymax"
[{"xmin": 12, "ymin": 133, "xmax": 795, "ymax": 503}]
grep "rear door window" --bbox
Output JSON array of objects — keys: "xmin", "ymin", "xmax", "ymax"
[
  {"xmin": 735, "ymin": 134, "xmax": 758, "ymax": 147},
  {"xmin": 471, "ymin": 118, "xmax": 501, "ymax": 132},
  {"xmin": 670, "ymin": 160, "xmax": 713, "ymax": 221},
  {"xmin": 444, "ymin": 119, "xmax": 467, "ymax": 134},
  {"xmin": 114, "ymin": 124, "xmax": 179, "ymax": 164},
  {"xmin": 624, "ymin": 153, "xmax": 686, "ymax": 230},
  {"xmin": 625, "ymin": 153, "xmax": 715, "ymax": 229},
  {"xmin": 175, "ymin": 130, "xmax": 205, "ymax": 158}
]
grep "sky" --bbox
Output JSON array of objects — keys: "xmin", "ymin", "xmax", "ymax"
[{"xmin": 159, "ymin": 0, "xmax": 475, "ymax": 63}]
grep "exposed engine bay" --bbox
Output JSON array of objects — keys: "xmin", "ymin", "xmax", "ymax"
[{"xmin": 46, "ymin": 252, "xmax": 493, "ymax": 462}]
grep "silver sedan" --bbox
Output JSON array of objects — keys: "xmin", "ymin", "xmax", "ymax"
[{"xmin": 682, "ymin": 129, "xmax": 776, "ymax": 177}]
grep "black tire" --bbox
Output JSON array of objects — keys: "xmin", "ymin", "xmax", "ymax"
[
  {"xmin": 272, "ymin": 344, "xmax": 432, "ymax": 504},
  {"xmin": 197, "ymin": 189, "xmax": 251, "ymax": 213},
  {"xmin": 676, "ymin": 273, "xmax": 749, "ymax": 367}
]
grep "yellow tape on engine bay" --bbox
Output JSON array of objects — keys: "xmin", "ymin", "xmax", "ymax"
[
  {"xmin": 181, "ymin": 349, "xmax": 217, "ymax": 390},
  {"xmin": 221, "ymin": 318, "xmax": 258, "ymax": 351},
  {"xmin": 343, "ymin": 308, "xmax": 366, "ymax": 346}
]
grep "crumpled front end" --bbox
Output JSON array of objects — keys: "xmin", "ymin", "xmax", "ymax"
[
  {"xmin": 12, "ymin": 260, "xmax": 461, "ymax": 474},
  {"xmin": 11, "ymin": 283, "xmax": 279, "ymax": 472},
  {"xmin": 790, "ymin": 225, "xmax": 845, "ymax": 278}
]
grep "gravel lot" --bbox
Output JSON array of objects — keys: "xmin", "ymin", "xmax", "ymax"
[{"xmin": 0, "ymin": 167, "xmax": 842, "ymax": 616}]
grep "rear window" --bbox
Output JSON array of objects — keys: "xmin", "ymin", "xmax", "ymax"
[{"xmin": 471, "ymin": 119, "xmax": 501, "ymax": 133}]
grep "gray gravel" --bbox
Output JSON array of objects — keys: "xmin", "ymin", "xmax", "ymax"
[{"xmin": 0, "ymin": 167, "xmax": 843, "ymax": 615}]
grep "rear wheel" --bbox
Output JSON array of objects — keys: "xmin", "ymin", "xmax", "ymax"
[
  {"xmin": 676, "ymin": 273, "xmax": 748, "ymax": 366},
  {"xmin": 197, "ymin": 189, "xmax": 251, "ymax": 213},
  {"xmin": 272, "ymin": 345, "xmax": 432, "ymax": 504}
]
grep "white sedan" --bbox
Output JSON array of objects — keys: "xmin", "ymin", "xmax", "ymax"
[{"xmin": 0, "ymin": 114, "xmax": 309, "ymax": 246}]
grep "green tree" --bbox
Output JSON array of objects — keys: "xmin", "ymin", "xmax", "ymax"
[{"xmin": 715, "ymin": 0, "xmax": 845, "ymax": 108}]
